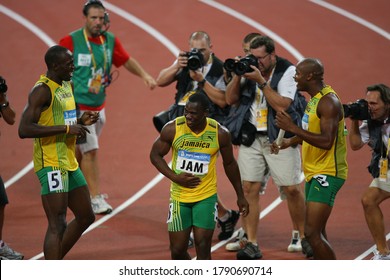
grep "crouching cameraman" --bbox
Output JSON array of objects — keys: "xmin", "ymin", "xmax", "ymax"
[{"xmin": 347, "ymin": 83, "xmax": 390, "ymax": 260}]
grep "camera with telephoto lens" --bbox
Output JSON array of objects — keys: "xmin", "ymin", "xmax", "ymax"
[
  {"xmin": 0, "ymin": 76, "xmax": 8, "ymax": 94},
  {"xmin": 224, "ymin": 54, "xmax": 258, "ymax": 76},
  {"xmin": 343, "ymin": 99, "xmax": 370, "ymax": 120},
  {"xmin": 185, "ymin": 48, "xmax": 204, "ymax": 70}
]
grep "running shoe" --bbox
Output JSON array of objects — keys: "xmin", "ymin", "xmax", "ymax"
[
  {"xmin": 0, "ymin": 243, "xmax": 24, "ymax": 260},
  {"xmin": 287, "ymin": 230, "xmax": 302, "ymax": 252},
  {"xmin": 237, "ymin": 242, "xmax": 262, "ymax": 260},
  {"xmin": 91, "ymin": 194, "xmax": 113, "ymax": 214},
  {"xmin": 371, "ymin": 250, "xmax": 390, "ymax": 260},
  {"xmin": 225, "ymin": 229, "xmax": 248, "ymax": 251},
  {"xmin": 301, "ymin": 238, "xmax": 314, "ymax": 258},
  {"xmin": 217, "ymin": 210, "xmax": 240, "ymax": 241}
]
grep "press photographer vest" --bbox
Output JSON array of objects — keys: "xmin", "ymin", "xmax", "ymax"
[
  {"xmin": 224, "ymin": 56, "xmax": 307, "ymax": 145},
  {"xmin": 367, "ymin": 119, "xmax": 389, "ymax": 178},
  {"xmin": 168, "ymin": 54, "xmax": 229, "ymax": 124},
  {"xmin": 70, "ymin": 28, "xmax": 115, "ymax": 108}
]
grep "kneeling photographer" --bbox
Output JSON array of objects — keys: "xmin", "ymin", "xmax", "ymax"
[
  {"xmin": 154, "ymin": 31, "xmax": 228, "ymax": 132},
  {"xmin": 347, "ymin": 83, "xmax": 390, "ymax": 260}
]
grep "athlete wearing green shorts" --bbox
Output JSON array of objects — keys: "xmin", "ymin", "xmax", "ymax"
[
  {"xmin": 150, "ymin": 93, "xmax": 248, "ymax": 260},
  {"xmin": 167, "ymin": 194, "xmax": 218, "ymax": 232},
  {"xmin": 18, "ymin": 46, "xmax": 99, "ymax": 259},
  {"xmin": 305, "ymin": 175, "xmax": 345, "ymax": 207},
  {"xmin": 37, "ymin": 167, "xmax": 87, "ymax": 195},
  {"xmin": 275, "ymin": 58, "xmax": 348, "ymax": 259}
]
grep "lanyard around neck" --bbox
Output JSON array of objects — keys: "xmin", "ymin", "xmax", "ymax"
[{"xmin": 83, "ymin": 28, "xmax": 107, "ymax": 72}]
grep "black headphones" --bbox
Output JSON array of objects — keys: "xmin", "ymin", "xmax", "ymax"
[{"xmin": 82, "ymin": 0, "xmax": 105, "ymax": 16}]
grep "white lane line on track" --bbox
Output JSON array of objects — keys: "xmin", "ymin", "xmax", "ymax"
[
  {"xmin": 356, "ymin": 232, "xmax": 390, "ymax": 260},
  {"xmin": 105, "ymin": 1, "xmax": 179, "ymax": 56},
  {"xmin": 0, "ymin": 4, "xmax": 55, "ymax": 47},
  {"xmin": 210, "ymin": 198, "xmax": 282, "ymax": 252},
  {"xmin": 31, "ymin": 171, "xmax": 168, "ymax": 260},
  {"xmin": 310, "ymin": 0, "xmax": 390, "ymax": 41},
  {"xmin": 4, "ymin": 162, "xmax": 33, "ymax": 189},
  {"xmin": 200, "ymin": 0, "xmax": 304, "ymax": 61}
]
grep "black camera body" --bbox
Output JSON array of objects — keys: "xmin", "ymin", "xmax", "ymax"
[
  {"xmin": 224, "ymin": 54, "xmax": 258, "ymax": 76},
  {"xmin": 0, "ymin": 76, "xmax": 8, "ymax": 94},
  {"xmin": 343, "ymin": 99, "xmax": 370, "ymax": 120},
  {"xmin": 185, "ymin": 48, "xmax": 204, "ymax": 71}
]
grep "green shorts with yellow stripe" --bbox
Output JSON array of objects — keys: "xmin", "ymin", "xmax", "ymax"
[
  {"xmin": 167, "ymin": 193, "xmax": 218, "ymax": 231},
  {"xmin": 36, "ymin": 166, "xmax": 87, "ymax": 195}
]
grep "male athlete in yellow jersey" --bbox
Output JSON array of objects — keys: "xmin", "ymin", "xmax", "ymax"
[
  {"xmin": 19, "ymin": 45, "xmax": 99, "ymax": 259},
  {"xmin": 150, "ymin": 93, "xmax": 249, "ymax": 260},
  {"xmin": 274, "ymin": 58, "xmax": 348, "ymax": 259}
]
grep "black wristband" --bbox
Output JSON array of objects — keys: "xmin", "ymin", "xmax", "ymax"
[
  {"xmin": 257, "ymin": 82, "xmax": 267, "ymax": 90},
  {"xmin": 198, "ymin": 79, "xmax": 206, "ymax": 88}
]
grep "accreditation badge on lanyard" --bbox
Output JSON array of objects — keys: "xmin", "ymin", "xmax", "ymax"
[
  {"xmin": 379, "ymin": 138, "xmax": 390, "ymax": 182},
  {"xmin": 255, "ymin": 87, "xmax": 267, "ymax": 130},
  {"xmin": 88, "ymin": 72, "xmax": 102, "ymax": 94},
  {"xmin": 83, "ymin": 28, "xmax": 107, "ymax": 94}
]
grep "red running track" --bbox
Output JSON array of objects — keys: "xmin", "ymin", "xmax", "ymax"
[{"xmin": 0, "ymin": 0, "xmax": 389, "ymax": 260}]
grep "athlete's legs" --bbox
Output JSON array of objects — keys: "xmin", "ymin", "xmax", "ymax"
[
  {"xmin": 41, "ymin": 192, "xmax": 69, "ymax": 259},
  {"xmin": 305, "ymin": 201, "xmax": 334, "ymax": 259},
  {"xmin": 169, "ymin": 227, "xmax": 192, "ymax": 260},
  {"xmin": 62, "ymin": 186, "xmax": 95, "ymax": 258},
  {"xmin": 193, "ymin": 226, "xmax": 214, "ymax": 259}
]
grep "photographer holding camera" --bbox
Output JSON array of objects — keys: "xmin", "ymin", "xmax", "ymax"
[
  {"xmin": 156, "ymin": 31, "xmax": 229, "ymax": 127},
  {"xmin": 0, "ymin": 76, "xmax": 23, "ymax": 259},
  {"xmin": 347, "ymin": 83, "xmax": 390, "ymax": 260},
  {"xmin": 156, "ymin": 31, "xmax": 241, "ymax": 245},
  {"xmin": 224, "ymin": 35, "xmax": 309, "ymax": 260}
]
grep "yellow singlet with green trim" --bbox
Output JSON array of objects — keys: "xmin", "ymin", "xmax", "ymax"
[
  {"xmin": 171, "ymin": 116, "xmax": 219, "ymax": 203},
  {"xmin": 33, "ymin": 75, "xmax": 78, "ymax": 172},
  {"xmin": 302, "ymin": 85, "xmax": 348, "ymax": 181}
]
